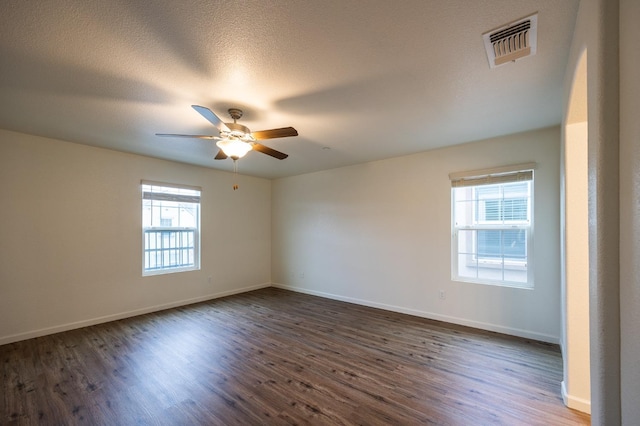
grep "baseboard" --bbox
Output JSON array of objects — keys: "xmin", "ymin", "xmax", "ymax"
[
  {"xmin": 2, "ymin": 282, "xmax": 560, "ymax": 346},
  {"xmin": 272, "ymin": 283, "xmax": 559, "ymax": 344},
  {"xmin": 0, "ymin": 282, "xmax": 271, "ymax": 346},
  {"xmin": 561, "ymin": 380, "xmax": 591, "ymax": 414}
]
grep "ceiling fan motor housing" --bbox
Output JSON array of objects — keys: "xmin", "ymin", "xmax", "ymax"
[{"xmin": 224, "ymin": 122, "xmax": 253, "ymax": 140}]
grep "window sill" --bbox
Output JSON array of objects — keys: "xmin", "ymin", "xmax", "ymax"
[
  {"xmin": 452, "ymin": 277, "xmax": 534, "ymax": 290},
  {"xmin": 143, "ymin": 266, "xmax": 199, "ymax": 277}
]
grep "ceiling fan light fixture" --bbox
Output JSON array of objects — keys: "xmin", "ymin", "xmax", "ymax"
[{"xmin": 216, "ymin": 139, "xmax": 252, "ymax": 159}]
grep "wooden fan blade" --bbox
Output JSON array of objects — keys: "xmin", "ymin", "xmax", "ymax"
[
  {"xmin": 156, "ymin": 133, "xmax": 215, "ymax": 139},
  {"xmin": 251, "ymin": 127, "xmax": 298, "ymax": 140},
  {"xmin": 192, "ymin": 105, "xmax": 230, "ymax": 132},
  {"xmin": 251, "ymin": 142, "xmax": 288, "ymax": 160},
  {"xmin": 214, "ymin": 149, "xmax": 228, "ymax": 160}
]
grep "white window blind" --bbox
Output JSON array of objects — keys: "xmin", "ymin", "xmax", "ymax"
[{"xmin": 449, "ymin": 162, "xmax": 536, "ymax": 187}]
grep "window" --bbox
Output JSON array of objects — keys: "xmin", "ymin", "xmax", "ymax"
[
  {"xmin": 450, "ymin": 165, "xmax": 534, "ymax": 288},
  {"xmin": 142, "ymin": 181, "xmax": 201, "ymax": 275}
]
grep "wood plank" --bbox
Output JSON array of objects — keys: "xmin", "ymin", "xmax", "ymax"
[{"xmin": 0, "ymin": 287, "xmax": 590, "ymax": 425}]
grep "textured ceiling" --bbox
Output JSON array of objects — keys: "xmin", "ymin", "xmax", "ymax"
[{"xmin": 0, "ymin": 0, "xmax": 579, "ymax": 179}]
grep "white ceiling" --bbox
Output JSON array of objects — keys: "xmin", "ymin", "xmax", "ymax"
[{"xmin": 0, "ymin": 0, "xmax": 579, "ymax": 179}]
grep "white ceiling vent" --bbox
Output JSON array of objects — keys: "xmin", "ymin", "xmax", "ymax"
[{"xmin": 483, "ymin": 13, "xmax": 538, "ymax": 68}]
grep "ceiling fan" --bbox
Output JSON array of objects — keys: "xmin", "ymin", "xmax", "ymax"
[{"xmin": 156, "ymin": 105, "xmax": 297, "ymax": 161}]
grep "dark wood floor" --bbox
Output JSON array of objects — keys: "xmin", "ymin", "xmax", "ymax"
[{"xmin": 1, "ymin": 287, "xmax": 590, "ymax": 425}]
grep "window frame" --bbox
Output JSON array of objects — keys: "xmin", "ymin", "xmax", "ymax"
[
  {"xmin": 141, "ymin": 180, "xmax": 201, "ymax": 276},
  {"xmin": 450, "ymin": 164, "xmax": 535, "ymax": 289}
]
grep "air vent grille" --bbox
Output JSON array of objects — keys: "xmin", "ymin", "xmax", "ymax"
[{"xmin": 483, "ymin": 13, "xmax": 537, "ymax": 68}]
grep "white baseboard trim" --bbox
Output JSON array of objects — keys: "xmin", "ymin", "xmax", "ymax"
[
  {"xmin": 272, "ymin": 283, "xmax": 559, "ymax": 344},
  {"xmin": 0, "ymin": 282, "xmax": 271, "ymax": 346},
  {"xmin": 561, "ymin": 380, "xmax": 591, "ymax": 414},
  {"xmin": 2, "ymin": 282, "xmax": 560, "ymax": 347}
]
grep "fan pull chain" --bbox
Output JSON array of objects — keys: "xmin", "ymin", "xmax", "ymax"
[{"xmin": 232, "ymin": 159, "xmax": 239, "ymax": 190}]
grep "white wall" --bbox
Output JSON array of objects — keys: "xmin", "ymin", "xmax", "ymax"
[
  {"xmin": 562, "ymin": 121, "xmax": 591, "ymax": 412},
  {"xmin": 272, "ymin": 126, "xmax": 561, "ymax": 342},
  {"xmin": 559, "ymin": 47, "xmax": 591, "ymax": 413},
  {"xmin": 563, "ymin": 0, "xmax": 622, "ymax": 423},
  {"xmin": 0, "ymin": 129, "xmax": 272, "ymax": 344}
]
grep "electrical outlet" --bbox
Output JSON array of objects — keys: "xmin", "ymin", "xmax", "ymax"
[
  {"xmin": 208, "ymin": 276, "xmax": 212, "ymax": 284},
  {"xmin": 439, "ymin": 290, "xmax": 446, "ymax": 300}
]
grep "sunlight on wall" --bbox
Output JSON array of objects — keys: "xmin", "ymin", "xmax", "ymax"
[{"xmin": 562, "ymin": 49, "xmax": 590, "ymax": 414}]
